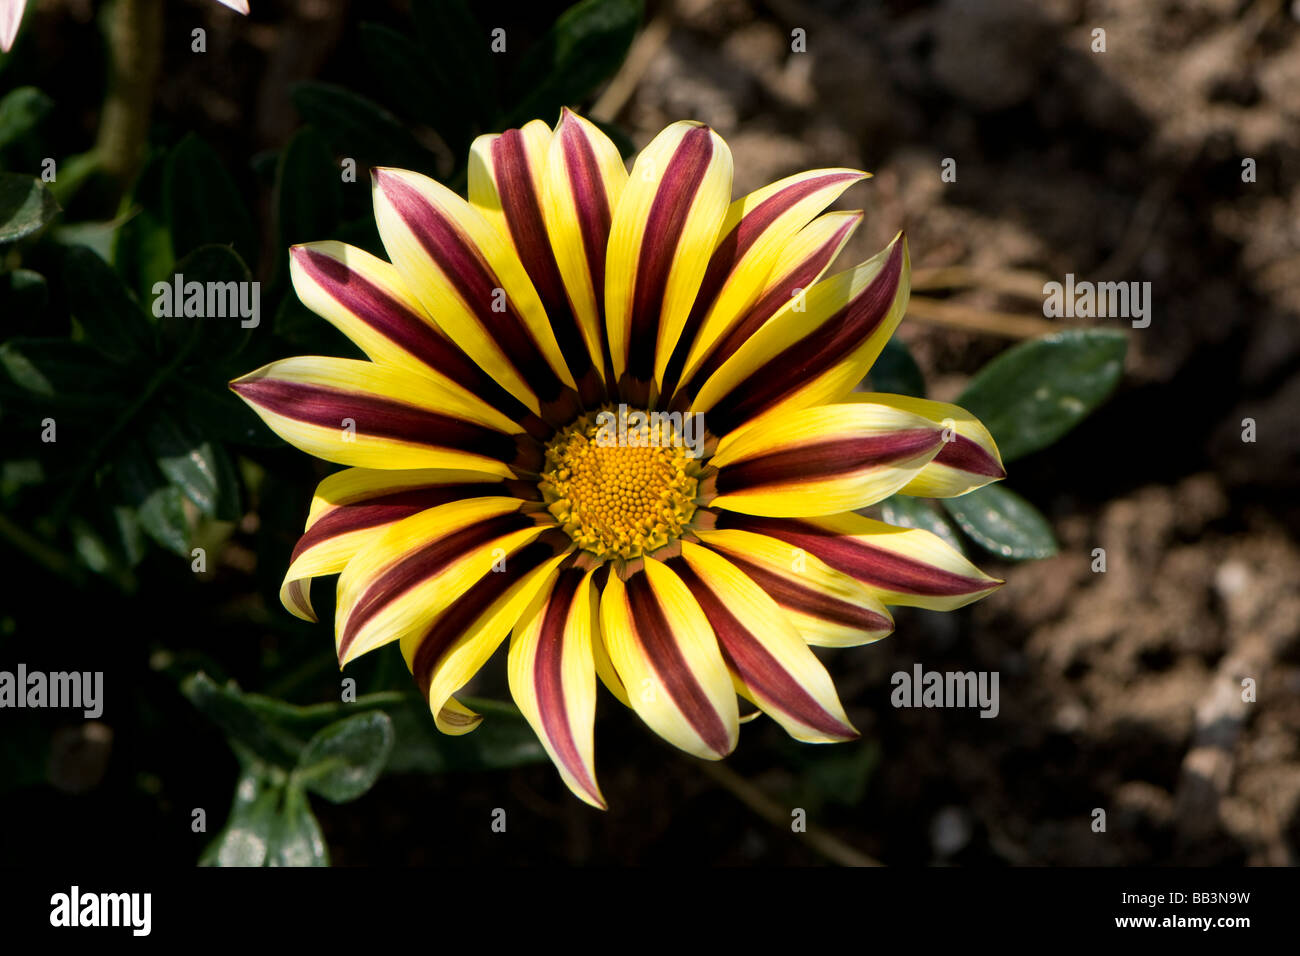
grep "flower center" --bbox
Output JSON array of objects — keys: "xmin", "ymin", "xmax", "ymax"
[{"xmin": 539, "ymin": 407, "xmax": 701, "ymax": 561}]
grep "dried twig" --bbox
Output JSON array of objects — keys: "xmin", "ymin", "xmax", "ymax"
[
  {"xmin": 589, "ymin": 6, "xmax": 674, "ymax": 123},
  {"xmin": 906, "ymin": 295, "xmax": 1058, "ymax": 340},
  {"xmin": 911, "ymin": 265, "xmax": 1051, "ymax": 301}
]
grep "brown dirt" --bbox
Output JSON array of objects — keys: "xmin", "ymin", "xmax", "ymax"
[{"xmin": 599, "ymin": 0, "xmax": 1300, "ymax": 865}]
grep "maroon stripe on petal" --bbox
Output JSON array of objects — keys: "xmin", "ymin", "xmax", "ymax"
[
  {"xmin": 230, "ymin": 378, "xmax": 522, "ymax": 464},
  {"xmin": 491, "ymin": 131, "xmax": 596, "ymax": 394},
  {"xmin": 412, "ymin": 532, "xmax": 570, "ymax": 694},
  {"xmin": 532, "ymin": 566, "xmax": 600, "ymax": 797},
  {"xmin": 624, "ymin": 126, "xmax": 714, "ymax": 386},
  {"xmin": 561, "ymin": 123, "xmax": 613, "ymax": 317},
  {"xmin": 339, "ymin": 510, "xmax": 534, "ymax": 660},
  {"xmin": 624, "ymin": 569, "xmax": 731, "ymax": 755},
  {"xmin": 290, "ymin": 483, "xmax": 504, "ymax": 563},
  {"xmin": 680, "ymin": 216, "xmax": 858, "ymax": 406},
  {"xmin": 704, "ymin": 239, "xmax": 905, "ymax": 436},
  {"xmin": 715, "ymin": 428, "xmax": 940, "ymax": 496},
  {"xmin": 715, "ymin": 551, "xmax": 892, "ymax": 634},
  {"xmin": 668, "ymin": 556, "xmax": 851, "ymax": 738},
  {"xmin": 717, "ymin": 514, "xmax": 990, "ymax": 598},
  {"xmin": 293, "ymin": 247, "xmax": 534, "ymax": 423},
  {"xmin": 661, "ymin": 173, "xmax": 861, "ymax": 399},
  {"xmin": 560, "ymin": 120, "xmax": 618, "ymax": 389},
  {"xmin": 375, "ymin": 171, "xmax": 570, "ymax": 411},
  {"xmin": 286, "ymin": 579, "xmax": 310, "ymax": 614},
  {"xmin": 933, "ymin": 434, "xmax": 1005, "ymax": 478}
]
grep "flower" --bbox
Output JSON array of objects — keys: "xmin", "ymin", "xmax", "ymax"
[
  {"xmin": 1, "ymin": 0, "xmax": 249, "ymax": 53},
  {"xmin": 231, "ymin": 109, "xmax": 1006, "ymax": 809}
]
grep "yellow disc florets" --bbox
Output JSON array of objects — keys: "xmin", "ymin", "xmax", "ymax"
[{"xmin": 539, "ymin": 406, "xmax": 702, "ymax": 560}]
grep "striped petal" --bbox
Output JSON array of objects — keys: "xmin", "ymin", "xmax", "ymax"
[
  {"xmin": 289, "ymin": 242, "xmax": 538, "ymax": 429},
  {"xmin": 230, "ymin": 356, "xmax": 537, "ymax": 475},
  {"xmin": 587, "ymin": 565, "xmax": 631, "ymax": 707},
  {"xmin": 704, "ymin": 401, "xmax": 945, "ymax": 516},
  {"xmin": 847, "ymin": 393, "xmax": 1006, "ymax": 498},
  {"xmin": 604, "ymin": 121, "xmax": 732, "ymax": 405},
  {"xmin": 540, "ymin": 109, "xmax": 629, "ymax": 389},
  {"xmin": 671, "ymin": 542, "xmax": 856, "ymax": 742},
  {"xmin": 689, "ymin": 233, "xmax": 910, "ymax": 437},
  {"xmin": 599, "ymin": 558, "xmax": 739, "ymax": 759},
  {"xmin": 334, "ymin": 497, "xmax": 550, "ymax": 665},
  {"xmin": 659, "ymin": 169, "xmax": 867, "ymax": 399},
  {"xmin": 403, "ymin": 535, "xmax": 572, "ymax": 735},
  {"xmin": 695, "ymin": 526, "xmax": 893, "ymax": 647},
  {"xmin": 508, "ymin": 565, "xmax": 605, "ymax": 808},
  {"xmin": 280, "ymin": 467, "xmax": 525, "ymax": 622},
  {"xmin": 470, "ymin": 120, "xmax": 604, "ymax": 404},
  {"xmin": 371, "ymin": 167, "xmax": 579, "ymax": 423},
  {"xmin": 714, "ymin": 512, "xmax": 1002, "ymax": 610},
  {"xmin": 679, "ymin": 210, "xmax": 862, "ymax": 403},
  {"xmin": 1, "ymin": 0, "xmax": 24, "ymax": 52}
]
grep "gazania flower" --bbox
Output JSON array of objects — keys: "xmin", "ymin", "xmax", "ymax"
[
  {"xmin": 232, "ymin": 109, "xmax": 1006, "ymax": 808},
  {"xmin": 1, "ymin": 0, "xmax": 249, "ymax": 52}
]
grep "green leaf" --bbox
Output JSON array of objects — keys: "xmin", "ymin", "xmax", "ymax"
[
  {"xmin": 877, "ymin": 494, "xmax": 965, "ymax": 555},
  {"xmin": 866, "ymin": 337, "xmax": 926, "ymax": 397},
  {"xmin": 360, "ymin": 23, "xmax": 472, "ymax": 153},
  {"xmin": 0, "ymin": 86, "xmax": 53, "ymax": 152},
  {"xmin": 203, "ymin": 768, "xmax": 329, "ymax": 867},
  {"xmin": 290, "ymin": 83, "xmax": 435, "ymax": 176},
  {"xmin": 275, "ymin": 126, "xmax": 343, "ymax": 252},
  {"xmin": 293, "ymin": 711, "xmax": 394, "ymax": 803},
  {"xmin": 113, "ymin": 151, "xmax": 174, "ymax": 300},
  {"xmin": 956, "ymin": 329, "xmax": 1126, "ymax": 462},
  {"xmin": 181, "ymin": 673, "xmax": 305, "ymax": 769},
  {"xmin": 157, "ymin": 244, "xmax": 255, "ymax": 362},
  {"xmin": 1, "ymin": 267, "xmax": 48, "ymax": 318},
  {"xmin": 268, "ymin": 785, "xmax": 329, "ymax": 867},
  {"xmin": 64, "ymin": 245, "xmax": 150, "ymax": 363},
  {"xmin": 203, "ymin": 764, "xmax": 282, "ymax": 867},
  {"xmin": 0, "ymin": 173, "xmax": 59, "ymax": 244},
  {"xmin": 69, "ymin": 515, "xmax": 131, "ymax": 583},
  {"xmin": 505, "ymin": 0, "xmax": 643, "ymax": 126},
  {"xmin": 111, "ymin": 502, "xmax": 147, "ymax": 568},
  {"xmin": 941, "ymin": 483, "xmax": 1058, "ymax": 561},
  {"xmin": 237, "ymin": 687, "xmax": 547, "ymax": 775},
  {"xmin": 49, "ymin": 219, "xmax": 115, "ymax": 259},
  {"xmin": 145, "ymin": 411, "xmax": 241, "ymax": 521},
  {"xmin": 0, "ymin": 338, "xmax": 121, "ymax": 411},
  {"xmin": 164, "ymin": 134, "xmax": 257, "ymax": 263},
  {"xmin": 111, "ymin": 442, "xmax": 192, "ymax": 556}
]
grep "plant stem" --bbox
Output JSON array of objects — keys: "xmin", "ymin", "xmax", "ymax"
[
  {"xmin": 694, "ymin": 759, "xmax": 883, "ymax": 866},
  {"xmin": 95, "ymin": 0, "xmax": 164, "ymax": 188},
  {"xmin": 0, "ymin": 514, "xmax": 82, "ymax": 582}
]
